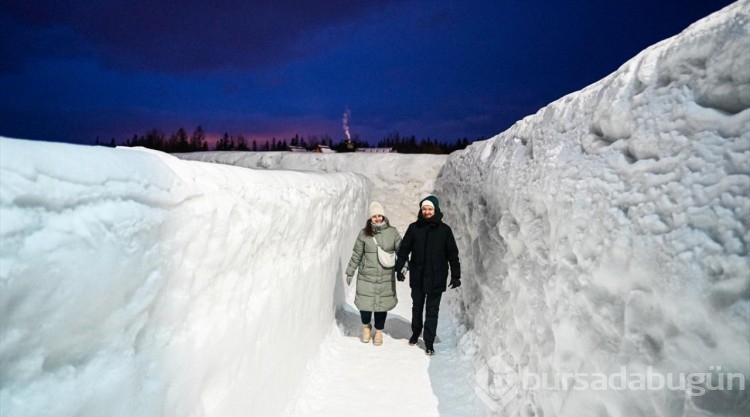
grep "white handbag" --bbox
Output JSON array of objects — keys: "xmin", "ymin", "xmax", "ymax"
[{"xmin": 372, "ymin": 237, "xmax": 396, "ymax": 267}]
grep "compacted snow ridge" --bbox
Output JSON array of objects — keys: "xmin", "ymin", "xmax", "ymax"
[
  {"xmin": 0, "ymin": 140, "xmax": 368, "ymax": 417},
  {"xmin": 436, "ymin": 2, "xmax": 749, "ymax": 416}
]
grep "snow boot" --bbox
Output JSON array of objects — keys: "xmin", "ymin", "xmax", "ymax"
[
  {"xmin": 425, "ymin": 342, "xmax": 435, "ymax": 356},
  {"xmin": 408, "ymin": 333, "xmax": 419, "ymax": 346},
  {"xmin": 361, "ymin": 324, "xmax": 372, "ymax": 343},
  {"xmin": 373, "ymin": 329, "xmax": 384, "ymax": 346}
]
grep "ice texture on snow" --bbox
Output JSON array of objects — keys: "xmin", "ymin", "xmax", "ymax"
[
  {"xmin": 437, "ymin": 2, "xmax": 749, "ymax": 416},
  {"xmin": 0, "ymin": 138, "xmax": 367, "ymax": 417}
]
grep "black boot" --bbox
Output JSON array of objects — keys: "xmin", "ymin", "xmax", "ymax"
[
  {"xmin": 408, "ymin": 332, "xmax": 419, "ymax": 346},
  {"xmin": 425, "ymin": 342, "xmax": 435, "ymax": 356}
]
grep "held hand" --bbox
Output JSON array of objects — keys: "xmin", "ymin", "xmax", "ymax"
[
  {"xmin": 396, "ymin": 272, "xmax": 406, "ymax": 282},
  {"xmin": 346, "ymin": 275, "xmax": 353, "ymax": 286},
  {"xmin": 449, "ymin": 278, "xmax": 461, "ymax": 289}
]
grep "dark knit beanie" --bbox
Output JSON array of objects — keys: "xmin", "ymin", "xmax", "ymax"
[{"xmin": 420, "ymin": 195, "xmax": 440, "ymax": 213}]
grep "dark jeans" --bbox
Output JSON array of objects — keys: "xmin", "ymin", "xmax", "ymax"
[
  {"xmin": 411, "ymin": 288, "xmax": 443, "ymax": 344},
  {"xmin": 360, "ymin": 311, "xmax": 387, "ymax": 330}
]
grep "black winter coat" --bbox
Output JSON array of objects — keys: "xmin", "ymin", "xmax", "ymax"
[{"xmin": 395, "ymin": 212, "xmax": 460, "ymax": 294}]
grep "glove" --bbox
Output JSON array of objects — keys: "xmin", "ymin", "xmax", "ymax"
[
  {"xmin": 449, "ymin": 278, "xmax": 461, "ymax": 289},
  {"xmin": 346, "ymin": 275, "xmax": 353, "ymax": 286},
  {"xmin": 396, "ymin": 272, "xmax": 405, "ymax": 282}
]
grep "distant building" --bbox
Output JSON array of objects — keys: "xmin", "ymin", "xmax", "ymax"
[
  {"xmin": 355, "ymin": 147, "xmax": 394, "ymax": 153},
  {"xmin": 288, "ymin": 146, "xmax": 308, "ymax": 152},
  {"xmin": 314, "ymin": 145, "xmax": 336, "ymax": 153}
]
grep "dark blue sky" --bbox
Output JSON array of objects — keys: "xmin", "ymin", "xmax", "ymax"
[{"xmin": 0, "ymin": 0, "xmax": 735, "ymax": 146}]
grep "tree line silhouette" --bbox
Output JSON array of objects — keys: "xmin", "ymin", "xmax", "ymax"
[{"xmin": 95, "ymin": 126, "xmax": 481, "ymax": 154}]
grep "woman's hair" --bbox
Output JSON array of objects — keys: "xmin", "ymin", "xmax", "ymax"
[{"xmin": 364, "ymin": 218, "xmax": 374, "ymax": 236}]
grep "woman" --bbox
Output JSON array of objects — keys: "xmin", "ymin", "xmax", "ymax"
[{"xmin": 345, "ymin": 201, "xmax": 402, "ymax": 346}]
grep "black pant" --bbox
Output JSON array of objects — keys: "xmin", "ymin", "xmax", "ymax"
[
  {"xmin": 410, "ymin": 288, "xmax": 443, "ymax": 344},
  {"xmin": 360, "ymin": 311, "xmax": 387, "ymax": 330}
]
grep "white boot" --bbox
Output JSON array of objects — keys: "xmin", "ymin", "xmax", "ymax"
[
  {"xmin": 361, "ymin": 324, "xmax": 372, "ymax": 343},
  {"xmin": 373, "ymin": 330, "xmax": 384, "ymax": 346}
]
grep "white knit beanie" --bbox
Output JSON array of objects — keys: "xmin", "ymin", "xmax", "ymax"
[{"xmin": 368, "ymin": 201, "xmax": 385, "ymax": 217}]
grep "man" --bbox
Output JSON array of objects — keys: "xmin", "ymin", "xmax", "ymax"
[{"xmin": 395, "ymin": 195, "xmax": 461, "ymax": 355}]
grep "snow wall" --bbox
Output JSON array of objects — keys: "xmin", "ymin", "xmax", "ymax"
[
  {"xmin": 0, "ymin": 138, "xmax": 367, "ymax": 417},
  {"xmin": 176, "ymin": 151, "xmax": 448, "ymax": 234},
  {"xmin": 437, "ymin": 2, "xmax": 749, "ymax": 416}
]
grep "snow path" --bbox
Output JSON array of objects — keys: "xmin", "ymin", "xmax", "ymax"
[
  {"xmin": 287, "ymin": 280, "xmax": 484, "ymax": 417},
  {"xmin": 172, "ymin": 152, "xmax": 484, "ymax": 416}
]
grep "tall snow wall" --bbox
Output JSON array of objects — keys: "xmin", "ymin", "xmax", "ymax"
[
  {"xmin": 176, "ymin": 151, "xmax": 448, "ymax": 233},
  {"xmin": 0, "ymin": 138, "xmax": 367, "ymax": 417},
  {"xmin": 437, "ymin": 2, "xmax": 749, "ymax": 416}
]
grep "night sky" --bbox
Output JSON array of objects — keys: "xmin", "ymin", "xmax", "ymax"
[{"xmin": 0, "ymin": 0, "xmax": 736, "ymax": 147}]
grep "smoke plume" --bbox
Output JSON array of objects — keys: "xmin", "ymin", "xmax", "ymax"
[{"xmin": 342, "ymin": 108, "xmax": 351, "ymax": 141}]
